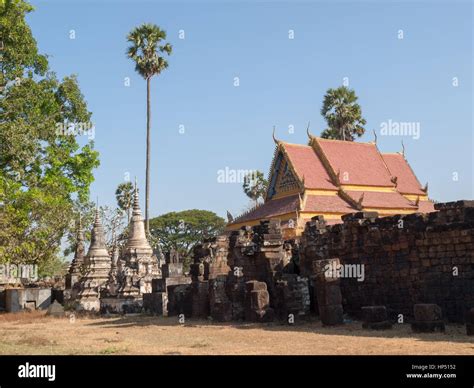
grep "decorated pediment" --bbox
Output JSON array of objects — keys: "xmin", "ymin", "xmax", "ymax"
[{"xmin": 267, "ymin": 151, "xmax": 300, "ymax": 200}]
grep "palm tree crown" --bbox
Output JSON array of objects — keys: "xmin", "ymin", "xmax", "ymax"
[
  {"xmin": 126, "ymin": 23, "xmax": 172, "ymax": 80},
  {"xmin": 320, "ymin": 86, "xmax": 366, "ymax": 141}
]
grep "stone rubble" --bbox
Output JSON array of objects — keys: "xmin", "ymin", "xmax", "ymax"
[{"xmin": 46, "ymin": 199, "xmax": 472, "ymax": 334}]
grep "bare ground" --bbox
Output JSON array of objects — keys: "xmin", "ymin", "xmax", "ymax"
[{"xmin": 0, "ymin": 311, "xmax": 472, "ymax": 355}]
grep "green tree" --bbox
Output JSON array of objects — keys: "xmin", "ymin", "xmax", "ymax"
[
  {"xmin": 149, "ymin": 210, "xmax": 226, "ymax": 265},
  {"xmin": 0, "ymin": 0, "xmax": 100, "ymax": 265},
  {"xmin": 115, "ymin": 181, "xmax": 134, "ymax": 223},
  {"xmin": 38, "ymin": 255, "xmax": 69, "ymax": 279},
  {"xmin": 126, "ymin": 23, "xmax": 172, "ymax": 235},
  {"xmin": 320, "ymin": 86, "xmax": 366, "ymax": 141},
  {"xmin": 243, "ymin": 170, "xmax": 268, "ymax": 206}
]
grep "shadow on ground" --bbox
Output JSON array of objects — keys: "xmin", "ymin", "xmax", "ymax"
[{"xmin": 83, "ymin": 314, "xmax": 474, "ymax": 345}]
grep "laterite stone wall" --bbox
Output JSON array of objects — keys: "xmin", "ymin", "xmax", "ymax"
[{"xmin": 299, "ymin": 201, "xmax": 474, "ymax": 322}]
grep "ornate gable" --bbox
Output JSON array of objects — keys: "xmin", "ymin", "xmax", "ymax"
[{"xmin": 267, "ymin": 150, "xmax": 300, "ymax": 200}]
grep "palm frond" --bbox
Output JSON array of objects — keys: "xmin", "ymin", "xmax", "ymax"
[{"xmin": 126, "ymin": 23, "xmax": 172, "ymax": 79}]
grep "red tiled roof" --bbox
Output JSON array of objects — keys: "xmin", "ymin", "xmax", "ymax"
[
  {"xmin": 315, "ymin": 138, "xmax": 394, "ymax": 187},
  {"xmin": 345, "ymin": 190, "xmax": 417, "ymax": 209},
  {"xmin": 232, "ymin": 195, "xmax": 299, "ymax": 224},
  {"xmin": 381, "ymin": 153, "xmax": 425, "ymax": 195},
  {"xmin": 417, "ymin": 200, "xmax": 436, "ymax": 213},
  {"xmin": 303, "ymin": 194, "xmax": 355, "ymax": 213},
  {"xmin": 282, "ymin": 143, "xmax": 337, "ymax": 190}
]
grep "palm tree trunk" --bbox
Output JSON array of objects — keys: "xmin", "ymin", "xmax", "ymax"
[{"xmin": 145, "ymin": 77, "xmax": 151, "ymax": 235}]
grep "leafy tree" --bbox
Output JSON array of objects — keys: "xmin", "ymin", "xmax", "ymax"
[
  {"xmin": 38, "ymin": 255, "xmax": 69, "ymax": 279},
  {"xmin": 63, "ymin": 204, "xmax": 126, "ymax": 258},
  {"xmin": 62, "ymin": 201, "xmax": 95, "ymax": 258},
  {"xmin": 126, "ymin": 23, "xmax": 172, "ymax": 235},
  {"xmin": 242, "ymin": 170, "xmax": 268, "ymax": 206},
  {"xmin": 99, "ymin": 205, "xmax": 127, "ymax": 251},
  {"xmin": 0, "ymin": 0, "xmax": 100, "ymax": 265},
  {"xmin": 115, "ymin": 181, "xmax": 134, "ymax": 223},
  {"xmin": 149, "ymin": 210, "xmax": 226, "ymax": 264},
  {"xmin": 320, "ymin": 86, "xmax": 366, "ymax": 141}
]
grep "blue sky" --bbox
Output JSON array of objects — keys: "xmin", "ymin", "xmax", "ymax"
[{"xmin": 29, "ymin": 0, "xmax": 472, "ymax": 219}]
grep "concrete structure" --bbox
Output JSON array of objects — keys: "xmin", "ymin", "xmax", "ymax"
[{"xmin": 5, "ymin": 287, "xmax": 51, "ymax": 312}]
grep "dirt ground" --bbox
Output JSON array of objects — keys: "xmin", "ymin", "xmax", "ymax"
[{"xmin": 0, "ymin": 311, "xmax": 472, "ymax": 355}]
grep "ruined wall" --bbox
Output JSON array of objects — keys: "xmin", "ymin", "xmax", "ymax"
[
  {"xmin": 187, "ymin": 220, "xmax": 309, "ymax": 322},
  {"xmin": 300, "ymin": 201, "xmax": 474, "ymax": 322}
]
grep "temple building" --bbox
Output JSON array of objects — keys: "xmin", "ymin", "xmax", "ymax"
[{"xmin": 227, "ymin": 130, "xmax": 435, "ymax": 237}]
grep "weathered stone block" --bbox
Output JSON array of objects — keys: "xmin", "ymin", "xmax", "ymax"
[
  {"xmin": 250, "ymin": 289, "xmax": 269, "ymax": 311},
  {"xmin": 211, "ymin": 302, "xmax": 233, "ymax": 322},
  {"xmin": 361, "ymin": 306, "xmax": 388, "ymax": 323},
  {"xmin": 191, "ymin": 281, "xmax": 209, "ymax": 318},
  {"xmin": 167, "ymin": 284, "xmax": 192, "ymax": 317},
  {"xmin": 342, "ymin": 212, "xmax": 379, "ymax": 221},
  {"xmin": 315, "ymin": 283, "xmax": 342, "ymax": 306},
  {"xmin": 249, "ymin": 307, "xmax": 275, "ymax": 323},
  {"xmin": 143, "ymin": 292, "xmax": 167, "ymax": 316},
  {"xmin": 161, "ymin": 263, "xmax": 183, "ymax": 278},
  {"xmin": 245, "ymin": 280, "xmax": 267, "ymax": 292},
  {"xmin": 414, "ymin": 304, "xmax": 442, "ymax": 322},
  {"xmin": 312, "ymin": 258, "xmax": 340, "ymax": 281},
  {"xmin": 319, "ymin": 305, "xmax": 344, "ymax": 326}
]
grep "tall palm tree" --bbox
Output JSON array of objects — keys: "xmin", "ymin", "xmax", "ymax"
[
  {"xmin": 320, "ymin": 86, "xmax": 366, "ymax": 141},
  {"xmin": 126, "ymin": 23, "xmax": 172, "ymax": 234}
]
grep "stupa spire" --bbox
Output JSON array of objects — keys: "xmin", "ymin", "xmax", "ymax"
[
  {"xmin": 126, "ymin": 181, "xmax": 152, "ymax": 250},
  {"xmin": 87, "ymin": 205, "xmax": 109, "ymax": 258}
]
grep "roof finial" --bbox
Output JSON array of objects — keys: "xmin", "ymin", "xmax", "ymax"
[
  {"xmin": 306, "ymin": 121, "xmax": 312, "ymax": 139},
  {"xmin": 336, "ymin": 169, "xmax": 341, "ymax": 185},
  {"xmin": 373, "ymin": 129, "xmax": 377, "ymax": 144},
  {"xmin": 422, "ymin": 182, "xmax": 428, "ymax": 193},
  {"xmin": 357, "ymin": 192, "xmax": 365, "ymax": 210},
  {"xmin": 401, "ymin": 140, "xmax": 405, "ymax": 158},
  {"xmin": 272, "ymin": 126, "xmax": 279, "ymax": 145}
]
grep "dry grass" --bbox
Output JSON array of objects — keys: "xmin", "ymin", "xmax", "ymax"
[
  {"xmin": 0, "ymin": 310, "xmax": 48, "ymax": 323},
  {"xmin": 0, "ymin": 313, "xmax": 472, "ymax": 355}
]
